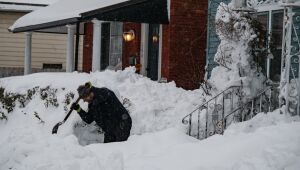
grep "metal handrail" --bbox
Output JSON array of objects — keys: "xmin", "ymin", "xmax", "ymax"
[
  {"xmin": 216, "ymin": 86, "xmax": 273, "ymax": 128},
  {"xmin": 182, "ymin": 85, "xmax": 241, "ymax": 122},
  {"xmin": 182, "ymin": 85, "xmax": 243, "ymax": 139},
  {"xmin": 182, "ymin": 85, "xmax": 273, "ymax": 140}
]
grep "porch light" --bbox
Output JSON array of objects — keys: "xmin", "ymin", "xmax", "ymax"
[
  {"xmin": 152, "ymin": 35, "xmax": 159, "ymax": 43},
  {"xmin": 123, "ymin": 30, "xmax": 135, "ymax": 42}
]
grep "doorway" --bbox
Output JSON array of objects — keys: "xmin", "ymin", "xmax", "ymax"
[
  {"xmin": 101, "ymin": 22, "xmax": 111, "ymax": 70},
  {"xmin": 147, "ymin": 24, "xmax": 160, "ymax": 81}
]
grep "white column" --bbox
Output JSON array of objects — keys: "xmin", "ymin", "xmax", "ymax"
[
  {"xmin": 66, "ymin": 25, "xmax": 76, "ymax": 72},
  {"xmin": 24, "ymin": 32, "xmax": 32, "ymax": 75},
  {"xmin": 285, "ymin": 7, "xmax": 294, "ymax": 114},
  {"xmin": 92, "ymin": 19, "xmax": 102, "ymax": 72},
  {"xmin": 266, "ymin": 10, "xmax": 272, "ymax": 78},
  {"xmin": 158, "ymin": 24, "xmax": 163, "ymax": 80},
  {"xmin": 140, "ymin": 23, "xmax": 149, "ymax": 76}
]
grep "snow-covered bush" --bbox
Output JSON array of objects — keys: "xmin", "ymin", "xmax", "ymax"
[
  {"xmin": 0, "ymin": 86, "xmax": 74, "ymax": 121},
  {"xmin": 208, "ymin": 2, "xmax": 266, "ymax": 100}
]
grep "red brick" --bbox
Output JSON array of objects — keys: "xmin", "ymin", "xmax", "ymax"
[
  {"xmin": 82, "ymin": 22, "xmax": 93, "ymax": 73},
  {"xmin": 162, "ymin": 0, "xmax": 208, "ymax": 90},
  {"xmin": 82, "ymin": 0, "xmax": 208, "ymax": 90}
]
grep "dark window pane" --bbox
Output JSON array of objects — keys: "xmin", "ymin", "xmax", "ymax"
[
  {"xmin": 270, "ymin": 10, "xmax": 284, "ymax": 82},
  {"xmin": 256, "ymin": 13, "xmax": 269, "ymax": 75}
]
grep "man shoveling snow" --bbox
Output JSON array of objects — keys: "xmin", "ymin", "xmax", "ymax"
[{"xmin": 71, "ymin": 82, "xmax": 132, "ymax": 143}]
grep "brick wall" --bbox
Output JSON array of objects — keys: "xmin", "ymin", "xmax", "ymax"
[
  {"xmin": 162, "ymin": 0, "xmax": 208, "ymax": 90},
  {"xmin": 122, "ymin": 22, "xmax": 141, "ymax": 72},
  {"xmin": 82, "ymin": 0, "xmax": 208, "ymax": 90},
  {"xmin": 82, "ymin": 22, "xmax": 93, "ymax": 72},
  {"xmin": 161, "ymin": 24, "xmax": 170, "ymax": 79}
]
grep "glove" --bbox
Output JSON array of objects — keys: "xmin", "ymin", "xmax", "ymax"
[{"xmin": 71, "ymin": 103, "xmax": 81, "ymax": 112}]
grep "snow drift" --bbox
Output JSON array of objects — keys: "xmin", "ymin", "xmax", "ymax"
[
  {"xmin": 0, "ymin": 67, "xmax": 204, "ymax": 140},
  {"xmin": 0, "ymin": 68, "xmax": 300, "ymax": 170}
]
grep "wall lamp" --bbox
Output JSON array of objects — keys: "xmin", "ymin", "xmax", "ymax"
[{"xmin": 123, "ymin": 30, "xmax": 135, "ymax": 42}]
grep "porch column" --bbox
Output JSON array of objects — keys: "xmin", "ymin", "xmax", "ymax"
[
  {"xmin": 24, "ymin": 32, "xmax": 32, "ymax": 75},
  {"xmin": 92, "ymin": 19, "xmax": 102, "ymax": 72},
  {"xmin": 66, "ymin": 24, "xmax": 76, "ymax": 72}
]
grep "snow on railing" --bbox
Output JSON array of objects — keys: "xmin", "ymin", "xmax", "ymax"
[
  {"xmin": 182, "ymin": 86, "xmax": 243, "ymax": 139},
  {"xmin": 182, "ymin": 86, "xmax": 274, "ymax": 140}
]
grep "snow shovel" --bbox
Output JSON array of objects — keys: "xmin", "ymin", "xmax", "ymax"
[{"xmin": 52, "ymin": 97, "xmax": 81, "ymax": 134}]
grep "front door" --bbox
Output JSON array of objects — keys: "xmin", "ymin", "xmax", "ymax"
[
  {"xmin": 101, "ymin": 23, "xmax": 110, "ymax": 70},
  {"xmin": 147, "ymin": 24, "xmax": 160, "ymax": 81}
]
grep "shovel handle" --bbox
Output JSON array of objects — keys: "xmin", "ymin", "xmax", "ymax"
[
  {"xmin": 52, "ymin": 97, "xmax": 81, "ymax": 134},
  {"xmin": 63, "ymin": 97, "xmax": 81, "ymax": 122}
]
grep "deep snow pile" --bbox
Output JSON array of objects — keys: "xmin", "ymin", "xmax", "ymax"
[
  {"xmin": 0, "ymin": 69, "xmax": 300, "ymax": 170},
  {"xmin": 0, "ymin": 68, "xmax": 204, "ymax": 137},
  {"xmin": 1, "ymin": 98, "xmax": 300, "ymax": 170}
]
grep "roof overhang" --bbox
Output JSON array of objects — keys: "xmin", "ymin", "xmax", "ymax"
[
  {"xmin": 10, "ymin": 0, "xmax": 169, "ymax": 33},
  {"xmin": 11, "ymin": 17, "xmax": 79, "ymax": 33},
  {"xmin": 81, "ymin": 0, "xmax": 169, "ymax": 24},
  {"xmin": 0, "ymin": 2, "xmax": 46, "ymax": 13}
]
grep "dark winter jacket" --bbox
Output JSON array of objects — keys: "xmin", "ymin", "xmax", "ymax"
[{"xmin": 78, "ymin": 87, "xmax": 132, "ymax": 142}]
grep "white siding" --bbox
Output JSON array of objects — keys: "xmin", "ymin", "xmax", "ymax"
[{"xmin": 0, "ymin": 11, "xmax": 83, "ymax": 71}]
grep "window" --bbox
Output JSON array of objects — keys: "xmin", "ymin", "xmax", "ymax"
[
  {"xmin": 109, "ymin": 22, "xmax": 123, "ymax": 69},
  {"xmin": 270, "ymin": 11, "xmax": 284, "ymax": 82},
  {"xmin": 256, "ymin": 12, "xmax": 269, "ymax": 75},
  {"xmin": 100, "ymin": 22, "xmax": 123, "ymax": 70},
  {"xmin": 255, "ymin": 10, "xmax": 283, "ymax": 82},
  {"xmin": 43, "ymin": 64, "xmax": 63, "ymax": 70}
]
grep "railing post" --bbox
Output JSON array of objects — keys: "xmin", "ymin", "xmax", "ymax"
[
  {"xmin": 269, "ymin": 89, "xmax": 272, "ymax": 112},
  {"xmin": 188, "ymin": 115, "xmax": 192, "ymax": 136},
  {"xmin": 222, "ymin": 93, "xmax": 225, "ymax": 134},
  {"xmin": 231, "ymin": 90, "xmax": 234, "ymax": 111},
  {"xmin": 251, "ymin": 100, "xmax": 254, "ymax": 119},
  {"xmin": 259, "ymin": 95, "xmax": 262, "ymax": 113},
  {"xmin": 205, "ymin": 103, "xmax": 208, "ymax": 138},
  {"xmin": 197, "ymin": 109, "xmax": 200, "ymax": 139}
]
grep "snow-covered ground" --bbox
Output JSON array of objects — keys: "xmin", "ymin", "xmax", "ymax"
[{"xmin": 0, "ymin": 69, "xmax": 300, "ymax": 170}]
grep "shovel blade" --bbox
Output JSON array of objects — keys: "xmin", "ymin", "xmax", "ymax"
[{"xmin": 52, "ymin": 122, "xmax": 63, "ymax": 134}]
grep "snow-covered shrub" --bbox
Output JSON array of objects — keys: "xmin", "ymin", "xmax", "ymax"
[
  {"xmin": 0, "ymin": 86, "xmax": 70, "ymax": 121},
  {"xmin": 208, "ymin": 2, "xmax": 266, "ymax": 100},
  {"xmin": 63, "ymin": 92, "xmax": 75, "ymax": 111},
  {"xmin": 39, "ymin": 86, "xmax": 59, "ymax": 108}
]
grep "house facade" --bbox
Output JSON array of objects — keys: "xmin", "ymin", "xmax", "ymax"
[
  {"xmin": 0, "ymin": 0, "xmax": 83, "ymax": 78},
  {"xmin": 9, "ymin": 0, "xmax": 208, "ymax": 90},
  {"xmin": 81, "ymin": 0, "xmax": 208, "ymax": 90}
]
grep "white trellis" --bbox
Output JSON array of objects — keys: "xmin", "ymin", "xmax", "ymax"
[
  {"xmin": 280, "ymin": 2, "xmax": 300, "ymax": 115},
  {"xmin": 247, "ymin": 0, "xmax": 281, "ymax": 7},
  {"xmin": 244, "ymin": 0, "xmax": 300, "ymax": 115}
]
